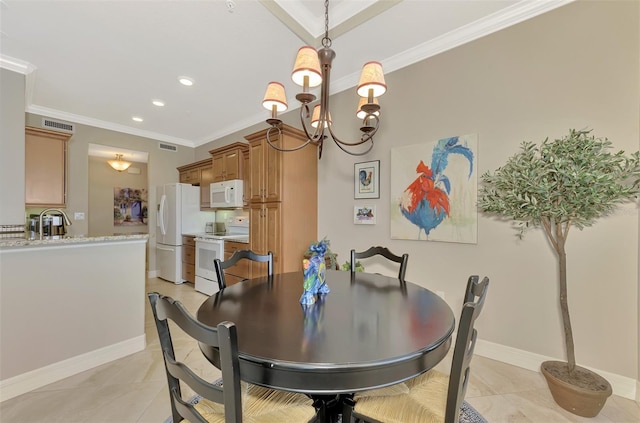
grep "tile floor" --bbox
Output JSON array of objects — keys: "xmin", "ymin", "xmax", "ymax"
[{"xmin": 1, "ymin": 277, "xmax": 639, "ymax": 422}]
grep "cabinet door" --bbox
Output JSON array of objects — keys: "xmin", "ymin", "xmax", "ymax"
[
  {"xmin": 248, "ymin": 141, "xmax": 265, "ymax": 202},
  {"xmin": 265, "ymin": 202, "xmax": 281, "ymax": 273},
  {"xmin": 200, "ymin": 166, "xmax": 214, "ymax": 208},
  {"xmin": 211, "ymin": 154, "xmax": 225, "ymax": 183},
  {"xmin": 224, "ymin": 241, "xmax": 250, "ymax": 279},
  {"xmin": 264, "ymin": 139, "xmax": 281, "ymax": 202},
  {"xmin": 223, "ymin": 149, "xmax": 241, "ymax": 180},
  {"xmin": 249, "ymin": 203, "xmax": 280, "ymax": 275},
  {"xmin": 25, "ymin": 127, "xmax": 69, "ymax": 207}
]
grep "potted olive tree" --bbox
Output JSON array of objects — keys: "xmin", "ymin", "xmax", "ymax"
[{"xmin": 478, "ymin": 129, "xmax": 640, "ymax": 417}]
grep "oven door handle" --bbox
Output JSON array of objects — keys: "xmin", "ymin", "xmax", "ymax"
[{"xmin": 195, "ymin": 237, "xmax": 223, "ymax": 244}]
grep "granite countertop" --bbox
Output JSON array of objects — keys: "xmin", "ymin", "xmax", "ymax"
[{"xmin": 0, "ymin": 233, "xmax": 149, "ymax": 249}]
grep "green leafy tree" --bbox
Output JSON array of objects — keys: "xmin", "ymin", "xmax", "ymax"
[{"xmin": 478, "ymin": 129, "xmax": 640, "ymax": 375}]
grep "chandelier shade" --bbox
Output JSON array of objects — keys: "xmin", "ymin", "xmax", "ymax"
[
  {"xmin": 262, "ymin": 82, "xmax": 288, "ymax": 113},
  {"xmin": 261, "ymin": 0, "xmax": 387, "ymax": 159},
  {"xmin": 311, "ymin": 105, "xmax": 332, "ymax": 128},
  {"xmin": 108, "ymin": 154, "xmax": 132, "ymax": 172},
  {"xmin": 291, "ymin": 46, "xmax": 322, "ymax": 88},
  {"xmin": 357, "ymin": 61, "xmax": 387, "ymax": 99}
]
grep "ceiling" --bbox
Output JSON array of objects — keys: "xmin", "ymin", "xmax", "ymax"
[{"xmin": 1, "ymin": 0, "xmax": 573, "ymax": 148}]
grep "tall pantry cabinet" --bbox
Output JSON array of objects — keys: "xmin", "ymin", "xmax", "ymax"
[{"xmin": 245, "ymin": 124, "xmax": 318, "ymax": 275}]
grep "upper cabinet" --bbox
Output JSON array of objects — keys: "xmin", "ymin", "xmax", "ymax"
[
  {"xmin": 209, "ymin": 142, "xmax": 248, "ymax": 183},
  {"xmin": 177, "ymin": 158, "xmax": 213, "ymax": 209},
  {"xmin": 247, "ymin": 134, "xmax": 281, "ymax": 203},
  {"xmin": 25, "ymin": 126, "xmax": 71, "ymax": 207}
]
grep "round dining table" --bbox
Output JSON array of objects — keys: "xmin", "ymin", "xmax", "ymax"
[{"xmin": 197, "ymin": 270, "xmax": 454, "ymax": 421}]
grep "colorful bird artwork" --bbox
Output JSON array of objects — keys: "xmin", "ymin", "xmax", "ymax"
[
  {"xmin": 359, "ymin": 169, "xmax": 373, "ymax": 187},
  {"xmin": 399, "ymin": 136, "xmax": 474, "ymax": 239}
]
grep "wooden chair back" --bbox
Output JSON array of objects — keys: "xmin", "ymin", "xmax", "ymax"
[
  {"xmin": 147, "ymin": 292, "xmax": 242, "ymax": 423},
  {"xmin": 445, "ymin": 275, "xmax": 489, "ymax": 423},
  {"xmin": 351, "ymin": 246, "xmax": 409, "ymax": 280},
  {"xmin": 214, "ymin": 250, "xmax": 273, "ymax": 290}
]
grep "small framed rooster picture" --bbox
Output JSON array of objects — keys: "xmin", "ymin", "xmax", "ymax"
[{"xmin": 354, "ymin": 160, "xmax": 380, "ymax": 199}]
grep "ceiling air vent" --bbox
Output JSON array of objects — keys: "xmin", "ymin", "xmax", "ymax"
[
  {"xmin": 158, "ymin": 142, "xmax": 177, "ymax": 152},
  {"xmin": 42, "ymin": 118, "xmax": 74, "ymax": 133}
]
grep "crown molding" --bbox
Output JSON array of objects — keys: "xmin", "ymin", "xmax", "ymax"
[{"xmin": 26, "ymin": 104, "xmax": 195, "ymax": 148}]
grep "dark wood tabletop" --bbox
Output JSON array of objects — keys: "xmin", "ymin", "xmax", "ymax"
[{"xmin": 197, "ymin": 270, "xmax": 455, "ymax": 395}]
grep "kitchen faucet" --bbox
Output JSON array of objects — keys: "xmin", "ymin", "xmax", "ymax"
[{"xmin": 38, "ymin": 208, "xmax": 72, "ymax": 240}]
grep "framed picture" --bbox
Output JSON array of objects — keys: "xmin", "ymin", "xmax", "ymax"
[
  {"xmin": 390, "ymin": 134, "xmax": 478, "ymax": 244},
  {"xmin": 354, "ymin": 160, "xmax": 380, "ymax": 199},
  {"xmin": 354, "ymin": 205, "xmax": 376, "ymax": 225}
]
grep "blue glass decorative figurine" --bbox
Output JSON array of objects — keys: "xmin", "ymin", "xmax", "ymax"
[{"xmin": 300, "ymin": 239, "xmax": 331, "ymax": 305}]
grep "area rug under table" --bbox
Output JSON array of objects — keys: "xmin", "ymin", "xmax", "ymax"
[{"xmin": 163, "ymin": 396, "xmax": 487, "ymax": 423}]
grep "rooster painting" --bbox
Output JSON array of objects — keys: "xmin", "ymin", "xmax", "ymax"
[{"xmin": 392, "ymin": 135, "xmax": 477, "ymax": 243}]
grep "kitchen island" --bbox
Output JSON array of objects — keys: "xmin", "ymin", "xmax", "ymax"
[{"xmin": 0, "ymin": 234, "xmax": 148, "ymax": 401}]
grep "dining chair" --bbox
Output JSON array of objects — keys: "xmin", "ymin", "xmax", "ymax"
[
  {"xmin": 350, "ymin": 246, "xmax": 409, "ymax": 280},
  {"xmin": 343, "ymin": 275, "xmax": 490, "ymax": 423},
  {"xmin": 214, "ymin": 249, "xmax": 273, "ymax": 290},
  {"xmin": 148, "ymin": 292, "xmax": 316, "ymax": 423}
]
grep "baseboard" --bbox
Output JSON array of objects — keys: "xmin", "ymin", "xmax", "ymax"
[
  {"xmin": 0, "ymin": 335, "xmax": 145, "ymax": 403},
  {"xmin": 474, "ymin": 338, "xmax": 637, "ymax": 401},
  {"xmin": 147, "ymin": 269, "xmax": 158, "ymax": 278}
]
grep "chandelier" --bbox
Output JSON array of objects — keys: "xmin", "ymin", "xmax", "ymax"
[
  {"xmin": 261, "ymin": 0, "xmax": 387, "ymax": 159},
  {"xmin": 108, "ymin": 154, "xmax": 132, "ymax": 172}
]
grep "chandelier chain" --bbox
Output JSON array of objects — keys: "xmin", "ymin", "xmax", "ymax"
[{"xmin": 322, "ymin": 0, "xmax": 331, "ymax": 48}]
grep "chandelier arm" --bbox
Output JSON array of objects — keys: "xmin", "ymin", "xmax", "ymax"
[
  {"xmin": 331, "ymin": 135, "xmax": 375, "ymax": 156},
  {"xmin": 325, "ymin": 117, "xmax": 379, "ymax": 147},
  {"xmin": 265, "ymin": 125, "xmax": 314, "ymax": 152},
  {"xmin": 299, "ymin": 105, "xmax": 325, "ymax": 145}
]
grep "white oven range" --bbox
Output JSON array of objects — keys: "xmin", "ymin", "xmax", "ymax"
[
  {"xmin": 194, "ymin": 236, "xmax": 224, "ymax": 295},
  {"xmin": 194, "ymin": 216, "xmax": 249, "ymax": 295}
]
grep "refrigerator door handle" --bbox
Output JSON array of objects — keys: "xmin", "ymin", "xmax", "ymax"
[
  {"xmin": 156, "ymin": 245, "xmax": 175, "ymax": 252},
  {"xmin": 159, "ymin": 194, "xmax": 167, "ymax": 235}
]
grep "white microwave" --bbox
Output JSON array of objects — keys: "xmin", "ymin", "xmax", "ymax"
[{"xmin": 210, "ymin": 179, "xmax": 244, "ymax": 208}]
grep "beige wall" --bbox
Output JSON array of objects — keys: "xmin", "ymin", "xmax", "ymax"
[
  {"xmin": 0, "ymin": 69, "xmax": 26, "ymax": 224},
  {"xmin": 0, "ymin": 240, "xmax": 147, "ymax": 395},
  {"xmin": 88, "ymin": 156, "xmax": 149, "ymax": 236},
  {"xmin": 197, "ymin": 0, "xmax": 640, "ymax": 388},
  {"xmin": 319, "ymin": 0, "xmax": 638, "ymax": 382}
]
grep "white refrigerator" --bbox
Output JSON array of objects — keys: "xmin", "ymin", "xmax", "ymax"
[{"xmin": 156, "ymin": 183, "xmax": 213, "ymax": 283}]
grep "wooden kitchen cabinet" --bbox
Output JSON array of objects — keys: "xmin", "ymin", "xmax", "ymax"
[
  {"xmin": 199, "ymin": 165, "xmax": 214, "ymax": 209},
  {"xmin": 25, "ymin": 126, "xmax": 71, "ymax": 207},
  {"xmin": 179, "ymin": 168, "xmax": 200, "ymax": 184},
  {"xmin": 247, "ymin": 134, "xmax": 281, "ymax": 203},
  {"xmin": 249, "ymin": 202, "xmax": 281, "ymax": 274},
  {"xmin": 209, "ymin": 142, "xmax": 248, "ymax": 183},
  {"xmin": 177, "ymin": 158, "xmax": 213, "ymax": 209},
  {"xmin": 245, "ymin": 124, "xmax": 317, "ymax": 275},
  {"xmin": 181, "ymin": 235, "xmax": 196, "ymax": 283},
  {"xmin": 223, "ymin": 240, "xmax": 251, "ymax": 285}
]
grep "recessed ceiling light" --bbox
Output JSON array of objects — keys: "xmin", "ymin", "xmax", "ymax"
[
  {"xmin": 152, "ymin": 100, "xmax": 165, "ymax": 107},
  {"xmin": 132, "ymin": 116, "xmax": 143, "ymax": 122},
  {"xmin": 178, "ymin": 76, "xmax": 194, "ymax": 86}
]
